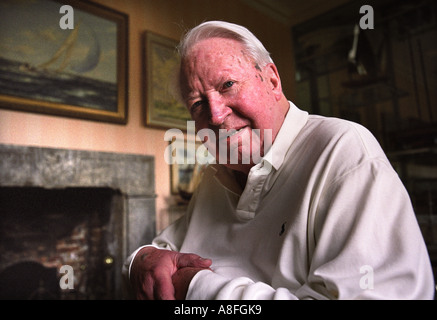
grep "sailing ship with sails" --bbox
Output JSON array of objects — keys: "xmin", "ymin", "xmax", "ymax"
[{"xmin": 19, "ymin": 21, "xmax": 101, "ymax": 76}]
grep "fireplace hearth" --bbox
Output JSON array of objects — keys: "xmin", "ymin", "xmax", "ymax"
[{"xmin": 0, "ymin": 144, "xmax": 156, "ymax": 299}]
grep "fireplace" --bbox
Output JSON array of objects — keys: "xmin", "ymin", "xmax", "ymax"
[{"xmin": 0, "ymin": 144, "xmax": 156, "ymax": 299}]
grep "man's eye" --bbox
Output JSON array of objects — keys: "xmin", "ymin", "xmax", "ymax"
[
  {"xmin": 192, "ymin": 100, "xmax": 203, "ymax": 108},
  {"xmin": 190, "ymin": 100, "xmax": 204, "ymax": 114},
  {"xmin": 223, "ymin": 81, "xmax": 234, "ymax": 89}
]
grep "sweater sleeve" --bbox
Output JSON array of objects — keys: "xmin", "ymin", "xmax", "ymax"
[
  {"xmin": 187, "ymin": 271, "xmax": 300, "ymax": 300},
  {"xmin": 122, "ymin": 191, "xmax": 198, "ymax": 298},
  {"xmin": 185, "ymin": 159, "xmax": 434, "ymax": 300},
  {"xmin": 307, "ymin": 159, "xmax": 434, "ymax": 299}
]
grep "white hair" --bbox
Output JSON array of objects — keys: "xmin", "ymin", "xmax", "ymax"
[{"xmin": 177, "ymin": 20, "xmax": 273, "ymax": 66}]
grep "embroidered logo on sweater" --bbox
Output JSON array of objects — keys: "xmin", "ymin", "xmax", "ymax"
[{"xmin": 279, "ymin": 222, "xmax": 287, "ymax": 236}]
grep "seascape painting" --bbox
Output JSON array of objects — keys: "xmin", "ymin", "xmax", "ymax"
[{"xmin": 0, "ymin": 0, "xmax": 127, "ymax": 123}]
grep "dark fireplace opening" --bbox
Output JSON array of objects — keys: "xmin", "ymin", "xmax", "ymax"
[{"xmin": 0, "ymin": 187, "xmax": 123, "ymax": 300}]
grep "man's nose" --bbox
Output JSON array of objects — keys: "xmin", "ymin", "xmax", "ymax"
[{"xmin": 208, "ymin": 96, "xmax": 231, "ymax": 126}]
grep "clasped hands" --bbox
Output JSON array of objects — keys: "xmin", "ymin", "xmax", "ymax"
[{"xmin": 130, "ymin": 246, "xmax": 212, "ymax": 300}]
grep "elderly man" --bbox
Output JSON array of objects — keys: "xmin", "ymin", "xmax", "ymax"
[{"xmin": 124, "ymin": 21, "xmax": 434, "ymax": 300}]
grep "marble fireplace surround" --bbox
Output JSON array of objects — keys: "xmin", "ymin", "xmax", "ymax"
[{"xmin": 0, "ymin": 144, "xmax": 156, "ymax": 298}]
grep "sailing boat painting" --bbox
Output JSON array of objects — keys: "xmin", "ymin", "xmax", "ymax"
[{"xmin": 0, "ymin": 0, "xmax": 127, "ymax": 123}]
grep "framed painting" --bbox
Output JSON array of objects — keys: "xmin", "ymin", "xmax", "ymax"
[
  {"xmin": 0, "ymin": 0, "xmax": 128, "ymax": 124},
  {"xmin": 144, "ymin": 31, "xmax": 192, "ymax": 130},
  {"xmin": 170, "ymin": 139, "xmax": 206, "ymax": 198}
]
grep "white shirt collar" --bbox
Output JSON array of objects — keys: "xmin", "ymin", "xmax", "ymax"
[
  {"xmin": 212, "ymin": 101, "xmax": 309, "ymax": 194},
  {"xmin": 263, "ymin": 101, "xmax": 308, "ymax": 171}
]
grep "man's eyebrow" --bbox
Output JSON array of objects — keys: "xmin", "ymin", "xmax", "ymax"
[{"xmin": 186, "ymin": 92, "xmax": 201, "ymax": 102}]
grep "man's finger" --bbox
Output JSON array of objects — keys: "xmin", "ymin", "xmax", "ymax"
[
  {"xmin": 176, "ymin": 253, "xmax": 212, "ymax": 269},
  {"xmin": 136, "ymin": 273, "xmax": 156, "ymax": 300},
  {"xmin": 153, "ymin": 271, "xmax": 176, "ymax": 300}
]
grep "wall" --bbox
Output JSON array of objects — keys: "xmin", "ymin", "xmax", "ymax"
[{"xmin": 0, "ymin": 0, "xmax": 295, "ymax": 233}]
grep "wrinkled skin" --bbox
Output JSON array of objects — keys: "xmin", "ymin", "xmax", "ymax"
[
  {"xmin": 179, "ymin": 37, "xmax": 289, "ymax": 174},
  {"xmin": 130, "ymin": 246, "xmax": 212, "ymax": 300}
]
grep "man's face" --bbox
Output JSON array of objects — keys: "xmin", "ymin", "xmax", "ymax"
[{"xmin": 179, "ymin": 37, "xmax": 284, "ymax": 173}]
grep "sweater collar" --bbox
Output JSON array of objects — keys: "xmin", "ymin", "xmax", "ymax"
[
  {"xmin": 212, "ymin": 101, "xmax": 309, "ymax": 195},
  {"xmin": 264, "ymin": 101, "xmax": 309, "ymax": 171}
]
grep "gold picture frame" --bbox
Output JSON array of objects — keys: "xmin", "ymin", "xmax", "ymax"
[
  {"xmin": 170, "ymin": 138, "xmax": 206, "ymax": 197},
  {"xmin": 0, "ymin": 0, "xmax": 128, "ymax": 124},
  {"xmin": 144, "ymin": 31, "xmax": 192, "ymax": 130}
]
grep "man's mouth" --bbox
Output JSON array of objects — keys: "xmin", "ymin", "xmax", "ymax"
[{"xmin": 218, "ymin": 126, "xmax": 248, "ymax": 142}]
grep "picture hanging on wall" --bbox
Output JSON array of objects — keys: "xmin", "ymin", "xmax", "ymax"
[
  {"xmin": 169, "ymin": 138, "xmax": 207, "ymax": 199},
  {"xmin": 0, "ymin": 0, "xmax": 128, "ymax": 124},
  {"xmin": 144, "ymin": 31, "xmax": 192, "ymax": 130}
]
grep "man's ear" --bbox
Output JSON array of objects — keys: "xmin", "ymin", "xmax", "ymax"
[{"xmin": 265, "ymin": 63, "xmax": 282, "ymax": 101}]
